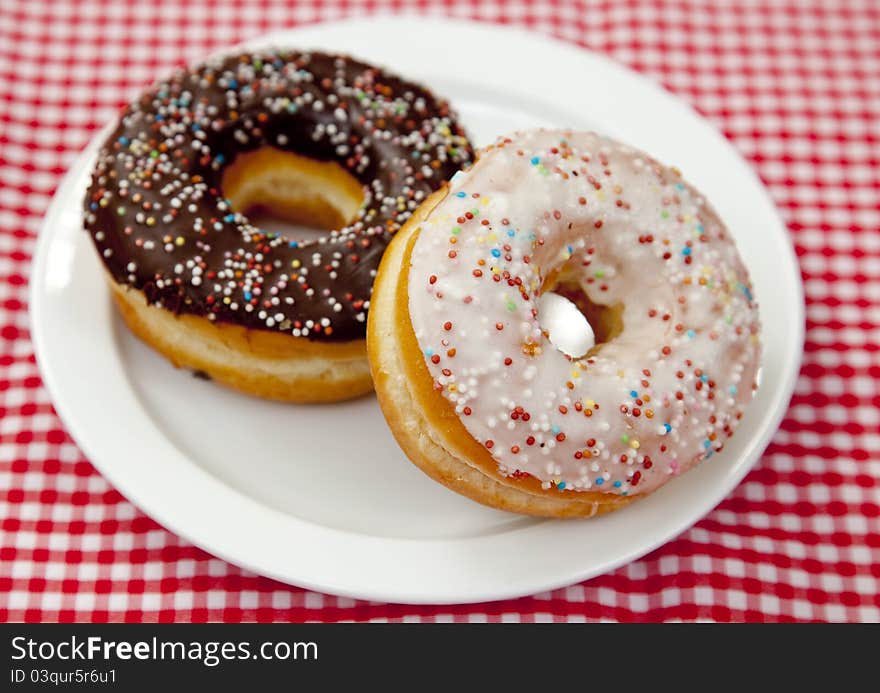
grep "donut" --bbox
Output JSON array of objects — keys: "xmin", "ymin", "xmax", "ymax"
[
  {"xmin": 84, "ymin": 50, "xmax": 473, "ymax": 402},
  {"xmin": 368, "ymin": 130, "xmax": 761, "ymax": 517}
]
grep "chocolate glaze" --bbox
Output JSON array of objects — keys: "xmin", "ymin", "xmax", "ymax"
[{"xmin": 84, "ymin": 50, "xmax": 473, "ymax": 341}]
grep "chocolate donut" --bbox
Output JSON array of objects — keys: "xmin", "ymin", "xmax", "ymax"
[{"xmin": 84, "ymin": 49, "xmax": 473, "ymax": 401}]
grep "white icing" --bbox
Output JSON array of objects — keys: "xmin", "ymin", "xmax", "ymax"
[{"xmin": 408, "ymin": 131, "xmax": 761, "ymax": 496}]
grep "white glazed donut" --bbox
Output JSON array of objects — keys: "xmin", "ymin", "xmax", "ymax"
[{"xmin": 368, "ymin": 130, "xmax": 761, "ymax": 518}]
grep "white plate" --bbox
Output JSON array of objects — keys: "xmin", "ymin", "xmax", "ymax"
[{"xmin": 30, "ymin": 17, "xmax": 804, "ymax": 604}]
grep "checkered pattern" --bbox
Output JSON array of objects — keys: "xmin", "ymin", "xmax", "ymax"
[{"xmin": 1, "ymin": 0, "xmax": 878, "ymax": 623}]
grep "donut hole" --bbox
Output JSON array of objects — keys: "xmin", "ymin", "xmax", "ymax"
[
  {"xmin": 221, "ymin": 147, "xmax": 365, "ymax": 244},
  {"xmin": 541, "ymin": 277, "xmax": 624, "ymax": 358}
]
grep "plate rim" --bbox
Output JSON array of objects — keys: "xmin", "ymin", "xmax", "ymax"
[{"xmin": 29, "ymin": 16, "xmax": 805, "ymax": 605}]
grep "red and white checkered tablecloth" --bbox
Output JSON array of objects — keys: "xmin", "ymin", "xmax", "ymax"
[{"xmin": 1, "ymin": 0, "xmax": 878, "ymax": 623}]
